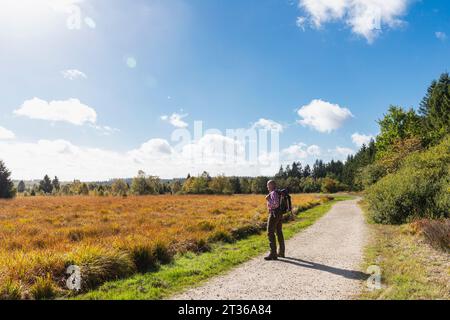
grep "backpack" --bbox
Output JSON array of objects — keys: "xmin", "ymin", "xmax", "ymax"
[{"xmin": 277, "ymin": 189, "xmax": 292, "ymax": 214}]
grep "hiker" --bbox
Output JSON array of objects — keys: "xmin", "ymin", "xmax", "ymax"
[{"xmin": 265, "ymin": 180, "xmax": 285, "ymax": 261}]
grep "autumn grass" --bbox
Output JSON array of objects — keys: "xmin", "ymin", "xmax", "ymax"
[
  {"xmin": 0, "ymin": 194, "xmax": 328, "ymax": 299},
  {"xmin": 359, "ymin": 201, "xmax": 450, "ymax": 300},
  {"xmin": 77, "ymin": 196, "xmax": 349, "ymax": 300}
]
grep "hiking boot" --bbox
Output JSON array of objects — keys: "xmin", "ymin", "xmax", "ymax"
[
  {"xmin": 264, "ymin": 255, "xmax": 278, "ymax": 261},
  {"xmin": 278, "ymin": 253, "xmax": 285, "ymax": 258}
]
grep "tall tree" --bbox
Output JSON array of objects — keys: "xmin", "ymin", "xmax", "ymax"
[
  {"xmin": 0, "ymin": 160, "xmax": 15, "ymax": 199},
  {"xmin": 111, "ymin": 179, "xmax": 129, "ymax": 196},
  {"xmin": 131, "ymin": 176, "xmax": 148, "ymax": 195},
  {"xmin": 419, "ymin": 73, "xmax": 450, "ymax": 143},
  {"xmin": 376, "ymin": 106, "xmax": 423, "ymax": 158},
  {"xmin": 275, "ymin": 165, "xmax": 285, "ymax": 179},
  {"xmin": 52, "ymin": 176, "xmax": 60, "ymax": 192},
  {"xmin": 251, "ymin": 176, "xmax": 269, "ymax": 194},
  {"xmin": 290, "ymin": 162, "xmax": 303, "ymax": 179},
  {"xmin": 39, "ymin": 175, "xmax": 53, "ymax": 194},
  {"xmin": 303, "ymin": 164, "xmax": 311, "ymax": 178},
  {"xmin": 229, "ymin": 177, "xmax": 242, "ymax": 194},
  {"xmin": 170, "ymin": 180, "xmax": 183, "ymax": 194},
  {"xmin": 79, "ymin": 183, "xmax": 89, "ymax": 195},
  {"xmin": 17, "ymin": 180, "xmax": 26, "ymax": 193},
  {"xmin": 312, "ymin": 160, "xmax": 326, "ymax": 178}
]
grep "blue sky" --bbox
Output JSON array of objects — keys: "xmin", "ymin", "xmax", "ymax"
[{"xmin": 0, "ymin": 0, "xmax": 449, "ymax": 180}]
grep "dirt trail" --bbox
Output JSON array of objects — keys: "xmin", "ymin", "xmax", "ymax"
[{"xmin": 172, "ymin": 198, "xmax": 368, "ymax": 300}]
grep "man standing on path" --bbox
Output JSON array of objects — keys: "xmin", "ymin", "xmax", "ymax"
[{"xmin": 265, "ymin": 180, "xmax": 285, "ymax": 261}]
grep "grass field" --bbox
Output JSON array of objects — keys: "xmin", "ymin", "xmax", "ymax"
[
  {"xmin": 359, "ymin": 201, "xmax": 450, "ymax": 300},
  {"xmin": 0, "ymin": 194, "xmax": 327, "ymax": 299}
]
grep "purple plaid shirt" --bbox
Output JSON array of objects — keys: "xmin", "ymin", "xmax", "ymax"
[{"xmin": 267, "ymin": 190, "xmax": 280, "ymax": 210}]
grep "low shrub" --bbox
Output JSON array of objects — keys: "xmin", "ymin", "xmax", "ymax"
[
  {"xmin": 366, "ymin": 136, "xmax": 450, "ymax": 224},
  {"xmin": 357, "ymin": 162, "xmax": 387, "ymax": 189},
  {"xmin": 321, "ymin": 178, "xmax": 340, "ymax": 193}
]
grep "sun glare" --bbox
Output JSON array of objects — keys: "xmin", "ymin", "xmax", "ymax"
[{"xmin": 0, "ymin": 0, "xmax": 74, "ymax": 30}]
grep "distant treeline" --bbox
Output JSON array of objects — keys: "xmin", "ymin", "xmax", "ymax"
[{"xmin": 5, "ymin": 142, "xmax": 376, "ymax": 197}]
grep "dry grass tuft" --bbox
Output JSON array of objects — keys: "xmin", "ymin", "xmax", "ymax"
[{"xmin": 410, "ymin": 219, "xmax": 450, "ymax": 251}]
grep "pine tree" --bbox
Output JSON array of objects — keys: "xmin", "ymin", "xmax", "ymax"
[
  {"xmin": 275, "ymin": 165, "xmax": 284, "ymax": 178},
  {"xmin": 290, "ymin": 162, "xmax": 303, "ymax": 179},
  {"xmin": 52, "ymin": 176, "xmax": 60, "ymax": 192},
  {"xmin": 0, "ymin": 160, "xmax": 15, "ymax": 199},
  {"xmin": 419, "ymin": 73, "xmax": 450, "ymax": 143},
  {"xmin": 17, "ymin": 180, "xmax": 26, "ymax": 193},
  {"xmin": 303, "ymin": 165, "xmax": 311, "ymax": 178},
  {"xmin": 39, "ymin": 175, "xmax": 53, "ymax": 194}
]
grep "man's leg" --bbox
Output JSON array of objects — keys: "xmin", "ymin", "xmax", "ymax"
[
  {"xmin": 266, "ymin": 213, "xmax": 278, "ymax": 260},
  {"xmin": 276, "ymin": 214, "xmax": 285, "ymax": 257}
]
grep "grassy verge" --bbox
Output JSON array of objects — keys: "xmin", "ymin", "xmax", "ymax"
[
  {"xmin": 359, "ymin": 201, "xmax": 450, "ymax": 300},
  {"xmin": 77, "ymin": 196, "xmax": 352, "ymax": 300}
]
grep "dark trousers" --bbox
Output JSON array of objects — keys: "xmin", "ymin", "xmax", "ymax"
[{"xmin": 267, "ymin": 210, "xmax": 285, "ymax": 256}]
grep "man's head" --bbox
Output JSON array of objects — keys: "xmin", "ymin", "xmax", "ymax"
[{"xmin": 267, "ymin": 180, "xmax": 276, "ymax": 192}]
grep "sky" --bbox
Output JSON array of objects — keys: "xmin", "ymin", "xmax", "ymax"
[{"xmin": 0, "ymin": 0, "xmax": 449, "ymax": 181}]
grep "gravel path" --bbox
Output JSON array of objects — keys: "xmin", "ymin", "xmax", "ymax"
[{"xmin": 172, "ymin": 198, "xmax": 368, "ymax": 300}]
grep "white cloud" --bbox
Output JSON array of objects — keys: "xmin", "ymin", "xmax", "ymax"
[
  {"xmin": 0, "ymin": 139, "xmax": 131, "ymax": 181},
  {"xmin": 296, "ymin": 16, "xmax": 307, "ymax": 31},
  {"xmin": 282, "ymin": 142, "xmax": 321, "ymax": 160},
  {"xmin": 351, "ymin": 132, "xmax": 374, "ymax": 147},
  {"xmin": 128, "ymin": 139, "xmax": 174, "ymax": 164},
  {"xmin": 62, "ymin": 69, "xmax": 87, "ymax": 80},
  {"xmin": 307, "ymin": 145, "xmax": 321, "ymax": 156},
  {"xmin": 14, "ymin": 98, "xmax": 97, "ymax": 126},
  {"xmin": 252, "ymin": 118, "xmax": 284, "ymax": 132},
  {"xmin": 435, "ymin": 31, "xmax": 447, "ymax": 41},
  {"xmin": 0, "ymin": 126, "xmax": 15, "ymax": 140},
  {"xmin": 298, "ymin": 0, "xmax": 411, "ymax": 43},
  {"xmin": 329, "ymin": 146, "xmax": 355, "ymax": 160},
  {"xmin": 0, "ymin": 134, "xmax": 255, "ymax": 180},
  {"xmin": 181, "ymin": 134, "xmax": 246, "ymax": 165},
  {"xmin": 161, "ymin": 113, "xmax": 189, "ymax": 128},
  {"xmin": 297, "ymin": 99, "xmax": 353, "ymax": 133},
  {"xmin": 90, "ymin": 125, "xmax": 120, "ymax": 136}
]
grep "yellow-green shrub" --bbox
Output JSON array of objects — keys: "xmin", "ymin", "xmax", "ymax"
[{"xmin": 366, "ymin": 136, "xmax": 450, "ymax": 224}]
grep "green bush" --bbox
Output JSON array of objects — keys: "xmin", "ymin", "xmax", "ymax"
[
  {"xmin": 356, "ymin": 162, "xmax": 387, "ymax": 189},
  {"xmin": 320, "ymin": 178, "xmax": 339, "ymax": 193},
  {"xmin": 300, "ymin": 177, "xmax": 321, "ymax": 193},
  {"xmin": 366, "ymin": 136, "xmax": 450, "ymax": 224}
]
